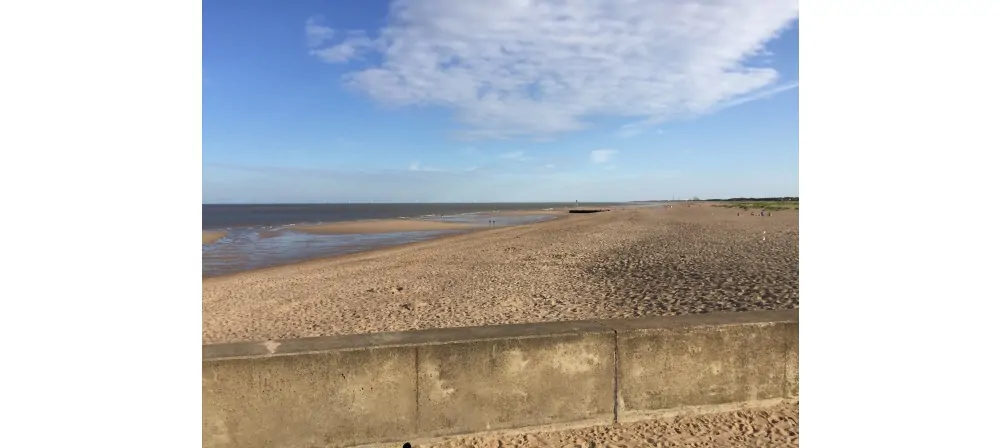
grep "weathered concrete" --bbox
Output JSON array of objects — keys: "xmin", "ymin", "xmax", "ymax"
[
  {"xmin": 202, "ymin": 310, "xmax": 798, "ymax": 448},
  {"xmin": 785, "ymin": 321, "xmax": 799, "ymax": 397},
  {"xmin": 203, "ymin": 347, "xmax": 417, "ymax": 448},
  {"xmin": 203, "ymin": 320, "xmax": 615, "ymax": 447},
  {"xmin": 416, "ymin": 332, "xmax": 615, "ymax": 437},
  {"xmin": 608, "ymin": 310, "xmax": 797, "ymax": 422}
]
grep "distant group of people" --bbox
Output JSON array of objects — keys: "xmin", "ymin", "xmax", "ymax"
[{"xmin": 737, "ymin": 208, "xmax": 771, "ymax": 217}]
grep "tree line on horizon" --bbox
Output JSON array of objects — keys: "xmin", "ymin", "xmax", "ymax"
[
  {"xmin": 704, "ymin": 197, "xmax": 798, "ymax": 202},
  {"xmin": 635, "ymin": 197, "xmax": 798, "ymax": 203}
]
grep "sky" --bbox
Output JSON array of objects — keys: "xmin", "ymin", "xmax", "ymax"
[{"xmin": 203, "ymin": 0, "xmax": 799, "ymax": 204}]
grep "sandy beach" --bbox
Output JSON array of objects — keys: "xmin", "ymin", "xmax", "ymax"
[
  {"xmin": 424, "ymin": 401, "xmax": 798, "ymax": 447},
  {"xmin": 202, "ymin": 230, "xmax": 227, "ymax": 245},
  {"xmin": 203, "ymin": 205, "xmax": 798, "ymax": 344}
]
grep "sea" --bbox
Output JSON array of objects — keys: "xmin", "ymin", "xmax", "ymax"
[{"xmin": 202, "ymin": 202, "xmax": 622, "ymax": 277}]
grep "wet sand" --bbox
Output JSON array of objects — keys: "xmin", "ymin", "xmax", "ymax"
[
  {"xmin": 202, "ymin": 230, "xmax": 227, "ymax": 245},
  {"xmin": 203, "ymin": 205, "xmax": 798, "ymax": 344},
  {"xmin": 202, "ymin": 211, "xmax": 570, "ymax": 277},
  {"xmin": 296, "ymin": 219, "xmax": 487, "ymax": 234},
  {"xmin": 424, "ymin": 401, "xmax": 798, "ymax": 447},
  {"xmin": 492, "ymin": 209, "xmax": 570, "ymax": 215},
  {"xmin": 202, "ymin": 228, "xmax": 463, "ymax": 278}
]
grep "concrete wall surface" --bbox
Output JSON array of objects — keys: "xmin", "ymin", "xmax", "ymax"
[{"xmin": 203, "ymin": 310, "xmax": 798, "ymax": 448}]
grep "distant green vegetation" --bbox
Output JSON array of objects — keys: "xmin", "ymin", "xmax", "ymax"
[
  {"xmin": 706, "ymin": 196, "xmax": 798, "ymax": 202},
  {"xmin": 713, "ymin": 201, "xmax": 799, "ymax": 211},
  {"xmin": 632, "ymin": 197, "xmax": 799, "ymax": 211}
]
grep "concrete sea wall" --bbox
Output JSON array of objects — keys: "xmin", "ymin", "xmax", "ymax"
[{"xmin": 203, "ymin": 309, "xmax": 798, "ymax": 447}]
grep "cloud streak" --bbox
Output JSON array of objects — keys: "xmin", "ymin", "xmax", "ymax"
[
  {"xmin": 590, "ymin": 149, "xmax": 618, "ymax": 164},
  {"xmin": 499, "ymin": 150, "xmax": 531, "ymax": 162},
  {"xmin": 308, "ymin": 0, "xmax": 799, "ymax": 139}
]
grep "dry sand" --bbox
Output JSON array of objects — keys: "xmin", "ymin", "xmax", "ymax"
[
  {"xmin": 423, "ymin": 401, "xmax": 798, "ymax": 448},
  {"xmin": 203, "ymin": 206, "xmax": 798, "ymax": 344},
  {"xmin": 202, "ymin": 230, "xmax": 227, "ymax": 245},
  {"xmin": 296, "ymin": 219, "xmax": 486, "ymax": 234}
]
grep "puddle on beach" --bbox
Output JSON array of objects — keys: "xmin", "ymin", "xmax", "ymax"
[{"xmin": 202, "ymin": 213, "xmax": 557, "ymax": 277}]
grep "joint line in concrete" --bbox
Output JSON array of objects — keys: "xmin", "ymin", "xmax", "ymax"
[
  {"xmin": 612, "ymin": 328, "xmax": 620, "ymax": 425},
  {"xmin": 414, "ymin": 346, "xmax": 421, "ymax": 433},
  {"xmin": 782, "ymin": 327, "xmax": 788, "ymax": 399}
]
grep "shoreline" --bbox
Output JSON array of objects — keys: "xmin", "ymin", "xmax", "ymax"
[
  {"xmin": 200, "ymin": 207, "xmax": 586, "ymax": 233},
  {"xmin": 202, "ymin": 210, "xmax": 583, "ymax": 280}
]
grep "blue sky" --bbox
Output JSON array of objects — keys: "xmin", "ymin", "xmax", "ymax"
[{"xmin": 203, "ymin": 0, "xmax": 799, "ymax": 203}]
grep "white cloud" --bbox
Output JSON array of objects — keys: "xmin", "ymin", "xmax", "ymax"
[
  {"xmin": 308, "ymin": 0, "xmax": 798, "ymax": 139},
  {"xmin": 544, "ymin": 164, "xmax": 556, "ymax": 169},
  {"xmin": 590, "ymin": 149, "xmax": 618, "ymax": 164}
]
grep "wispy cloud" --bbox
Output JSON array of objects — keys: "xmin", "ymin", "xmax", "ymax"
[
  {"xmin": 499, "ymin": 150, "xmax": 530, "ymax": 162},
  {"xmin": 616, "ymin": 81, "xmax": 798, "ymax": 138},
  {"xmin": 204, "ymin": 162, "xmax": 694, "ymax": 203},
  {"xmin": 312, "ymin": 32, "xmax": 375, "ymax": 63},
  {"xmin": 306, "ymin": 16, "xmax": 375, "ymax": 62},
  {"xmin": 307, "ymin": 0, "xmax": 799, "ymax": 139},
  {"xmin": 616, "ymin": 125, "xmax": 646, "ymax": 139},
  {"xmin": 590, "ymin": 149, "xmax": 618, "ymax": 164},
  {"xmin": 305, "ymin": 16, "xmax": 336, "ymax": 48},
  {"xmin": 408, "ymin": 161, "xmax": 443, "ymax": 172},
  {"xmin": 619, "ymin": 125, "xmax": 669, "ymax": 139},
  {"xmin": 712, "ymin": 81, "xmax": 799, "ymax": 112}
]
